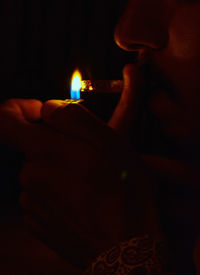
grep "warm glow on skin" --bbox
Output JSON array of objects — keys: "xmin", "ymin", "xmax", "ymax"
[{"xmin": 114, "ymin": 0, "xmax": 200, "ymax": 146}]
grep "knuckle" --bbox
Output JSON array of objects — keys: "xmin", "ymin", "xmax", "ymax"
[
  {"xmin": 4, "ymin": 98, "xmax": 17, "ymax": 105},
  {"xmin": 0, "ymin": 99, "xmax": 16, "ymax": 111},
  {"xmin": 3, "ymin": 99, "xmax": 20, "ymax": 109},
  {"xmin": 63, "ymin": 103, "xmax": 85, "ymax": 116}
]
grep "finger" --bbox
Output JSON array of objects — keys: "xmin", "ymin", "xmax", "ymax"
[
  {"xmin": 19, "ymin": 161, "xmax": 91, "ymax": 203},
  {"xmin": 108, "ymin": 64, "xmax": 142, "ymax": 137},
  {"xmin": 0, "ymin": 98, "xmax": 43, "ymax": 122},
  {"xmin": 19, "ymin": 162, "xmax": 52, "ymax": 195},
  {"xmin": 20, "ymin": 191, "xmax": 50, "ymax": 227},
  {"xmin": 42, "ymin": 100, "xmax": 120, "ymax": 150},
  {"xmin": 20, "ymin": 191, "xmax": 82, "ymax": 237},
  {"xmin": 0, "ymin": 99, "xmax": 43, "ymax": 149},
  {"xmin": 23, "ymin": 208, "xmax": 95, "ymax": 269}
]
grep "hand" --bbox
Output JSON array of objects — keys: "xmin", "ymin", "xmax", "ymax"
[
  {"xmin": 0, "ymin": 95, "xmax": 157, "ymax": 269},
  {"xmin": 0, "ymin": 65, "xmax": 163, "ymax": 269},
  {"xmin": 0, "ymin": 98, "xmax": 42, "ymax": 147},
  {"xmin": 20, "ymin": 101, "xmax": 132, "ymax": 269}
]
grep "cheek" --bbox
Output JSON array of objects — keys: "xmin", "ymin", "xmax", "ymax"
[
  {"xmin": 168, "ymin": 4, "xmax": 200, "ymax": 62},
  {"xmin": 153, "ymin": 5, "xmax": 200, "ymax": 105}
]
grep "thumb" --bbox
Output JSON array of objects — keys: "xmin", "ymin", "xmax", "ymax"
[
  {"xmin": 0, "ymin": 99, "xmax": 43, "ymax": 150},
  {"xmin": 108, "ymin": 64, "xmax": 142, "ymax": 137}
]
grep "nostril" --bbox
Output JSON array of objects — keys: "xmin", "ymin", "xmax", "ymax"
[
  {"xmin": 121, "ymin": 43, "xmax": 148, "ymax": 52},
  {"xmin": 114, "ymin": 15, "xmax": 169, "ymax": 53},
  {"xmin": 129, "ymin": 43, "xmax": 147, "ymax": 49},
  {"xmin": 114, "ymin": 36, "xmax": 145, "ymax": 52}
]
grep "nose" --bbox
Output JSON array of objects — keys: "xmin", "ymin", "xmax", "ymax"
[{"xmin": 114, "ymin": 0, "xmax": 168, "ymax": 55}]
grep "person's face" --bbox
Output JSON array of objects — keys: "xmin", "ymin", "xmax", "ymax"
[{"xmin": 114, "ymin": 0, "xmax": 200, "ymax": 150}]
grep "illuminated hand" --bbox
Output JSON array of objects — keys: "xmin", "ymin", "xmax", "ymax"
[{"xmin": 0, "ymin": 96, "xmax": 157, "ymax": 269}]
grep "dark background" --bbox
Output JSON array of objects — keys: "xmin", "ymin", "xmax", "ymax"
[
  {"xmin": 0, "ymin": 0, "xmax": 134, "ymax": 206},
  {"xmin": 1, "ymin": 0, "xmax": 132, "ymax": 102}
]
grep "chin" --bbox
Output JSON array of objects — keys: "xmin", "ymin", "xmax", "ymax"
[{"xmin": 162, "ymin": 124, "xmax": 197, "ymax": 152}]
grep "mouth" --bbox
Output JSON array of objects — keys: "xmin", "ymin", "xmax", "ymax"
[
  {"xmin": 139, "ymin": 63, "xmax": 176, "ymax": 102},
  {"xmin": 138, "ymin": 62, "xmax": 182, "ymax": 122}
]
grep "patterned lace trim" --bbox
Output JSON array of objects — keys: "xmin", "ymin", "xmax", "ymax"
[{"xmin": 84, "ymin": 235, "xmax": 171, "ymax": 275}]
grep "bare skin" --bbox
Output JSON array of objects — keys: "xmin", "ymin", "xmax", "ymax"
[
  {"xmin": 0, "ymin": 66, "xmax": 161, "ymax": 271},
  {"xmin": 114, "ymin": 0, "xmax": 200, "ymax": 152},
  {"xmin": 0, "ymin": 0, "xmax": 200, "ymax": 273},
  {"xmin": 114, "ymin": 0, "xmax": 200, "ymax": 272}
]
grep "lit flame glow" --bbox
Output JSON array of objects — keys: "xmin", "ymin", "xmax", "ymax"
[
  {"xmin": 81, "ymin": 81, "xmax": 87, "ymax": 91},
  {"xmin": 81, "ymin": 80, "xmax": 94, "ymax": 92},
  {"xmin": 89, "ymin": 86, "xmax": 94, "ymax": 91},
  {"xmin": 70, "ymin": 70, "xmax": 82, "ymax": 100}
]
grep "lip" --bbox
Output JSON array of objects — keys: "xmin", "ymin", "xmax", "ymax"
[
  {"xmin": 139, "ymin": 63, "xmax": 176, "ymax": 102},
  {"xmin": 132, "ymin": 62, "xmax": 181, "ymax": 127}
]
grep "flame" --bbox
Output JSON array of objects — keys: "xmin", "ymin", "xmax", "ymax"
[
  {"xmin": 70, "ymin": 70, "xmax": 82, "ymax": 100},
  {"xmin": 71, "ymin": 70, "xmax": 82, "ymax": 92}
]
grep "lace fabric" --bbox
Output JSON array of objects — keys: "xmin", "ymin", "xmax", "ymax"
[{"xmin": 84, "ymin": 235, "xmax": 171, "ymax": 275}]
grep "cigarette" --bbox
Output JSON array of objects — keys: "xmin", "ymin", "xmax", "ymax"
[
  {"xmin": 65, "ymin": 80, "xmax": 123, "ymax": 104},
  {"xmin": 81, "ymin": 80, "xmax": 123, "ymax": 93}
]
